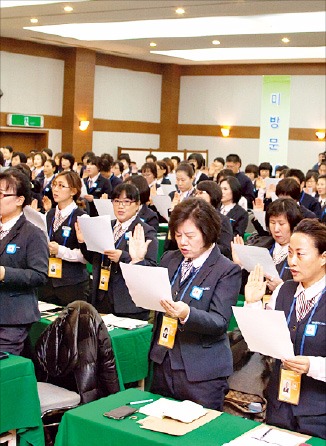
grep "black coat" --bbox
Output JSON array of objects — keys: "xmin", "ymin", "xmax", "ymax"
[
  {"xmin": 84, "ymin": 174, "xmax": 113, "ymax": 216},
  {"xmin": 224, "ymin": 203, "xmax": 249, "ymax": 237}
]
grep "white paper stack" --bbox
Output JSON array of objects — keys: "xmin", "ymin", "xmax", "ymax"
[
  {"xmin": 101, "ymin": 313, "xmax": 148, "ymax": 330},
  {"xmin": 139, "ymin": 398, "xmax": 207, "ymax": 423}
]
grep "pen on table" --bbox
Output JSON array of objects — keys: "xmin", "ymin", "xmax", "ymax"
[
  {"xmin": 260, "ymin": 428, "xmax": 272, "ymax": 440},
  {"xmin": 127, "ymin": 399, "xmax": 154, "ymax": 405}
]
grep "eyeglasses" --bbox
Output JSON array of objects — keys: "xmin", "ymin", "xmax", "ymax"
[
  {"xmin": 195, "ymin": 190, "xmax": 208, "ymax": 196},
  {"xmin": 112, "ymin": 199, "xmax": 136, "ymax": 207},
  {"xmin": 51, "ymin": 182, "xmax": 70, "ymax": 190},
  {"xmin": 0, "ymin": 191, "xmax": 16, "ymax": 199}
]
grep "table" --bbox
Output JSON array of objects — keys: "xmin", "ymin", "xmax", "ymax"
[
  {"xmin": 0, "ymin": 354, "xmax": 45, "ymax": 446},
  {"xmin": 29, "ymin": 319, "xmax": 153, "ymax": 390},
  {"xmin": 54, "ymin": 388, "xmax": 324, "ymax": 446}
]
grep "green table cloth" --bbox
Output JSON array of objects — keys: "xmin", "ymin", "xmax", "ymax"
[
  {"xmin": 29, "ymin": 319, "xmax": 153, "ymax": 390},
  {"xmin": 0, "ymin": 354, "xmax": 45, "ymax": 446},
  {"xmin": 54, "ymin": 388, "xmax": 324, "ymax": 446}
]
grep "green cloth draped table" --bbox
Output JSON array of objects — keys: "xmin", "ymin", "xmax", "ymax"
[
  {"xmin": 29, "ymin": 318, "xmax": 153, "ymax": 390},
  {"xmin": 54, "ymin": 388, "xmax": 324, "ymax": 446},
  {"xmin": 0, "ymin": 354, "xmax": 45, "ymax": 446}
]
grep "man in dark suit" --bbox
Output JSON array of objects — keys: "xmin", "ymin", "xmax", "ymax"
[
  {"xmin": 226, "ymin": 154, "xmax": 255, "ymax": 208},
  {"xmin": 285, "ymin": 168, "xmax": 321, "ymax": 218},
  {"xmin": 84, "ymin": 155, "xmax": 112, "ymax": 216},
  {"xmin": 150, "ymin": 198, "xmax": 242, "ymax": 410}
]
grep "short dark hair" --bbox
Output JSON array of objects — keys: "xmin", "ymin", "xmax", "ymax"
[
  {"xmin": 285, "ymin": 168, "xmax": 305, "ymax": 185},
  {"xmin": 226, "ymin": 154, "xmax": 241, "ymax": 166},
  {"xmin": 187, "ymin": 153, "xmax": 205, "ymax": 169},
  {"xmin": 81, "ymin": 151, "xmax": 94, "ymax": 162},
  {"xmin": 42, "ymin": 148, "xmax": 53, "ymax": 158},
  {"xmin": 276, "ymin": 178, "xmax": 301, "ymax": 201},
  {"xmin": 44, "ymin": 159, "xmax": 56, "ymax": 169},
  {"xmin": 0, "ymin": 151, "xmax": 3, "ymax": 166},
  {"xmin": 125, "ymin": 175, "xmax": 150, "ymax": 204},
  {"xmin": 99, "ymin": 157, "xmax": 111, "ymax": 173},
  {"xmin": 113, "ymin": 161, "xmax": 124, "ymax": 174},
  {"xmin": 12, "ymin": 152, "xmax": 27, "ymax": 163},
  {"xmin": 245, "ymin": 164, "xmax": 259, "ymax": 177},
  {"xmin": 156, "ymin": 160, "xmax": 168, "ymax": 177},
  {"xmin": 61, "ymin": 153, "xmax": 75, "ymax": 168},
  {"xmin": 216, "ymin": 168, "xmax": 235, "ymax": 183},
  {"xmin": 176, "ymin": 162, "xmax": 194, "ymax": 178},
  {"xmin": 169, "ymin": 197, "xmax": 221, "ymax": 247},
  {"xmin": 293, "ymin": 218, "xmax": 326, "ymax": 254},
  {"xmin": 196, "ymin": 180, "xmax": 222, "ymax": 208},
  {"xmin": 275, "ymin": 165, "xmax": 288, "ymax": 174},
  {"xmin": 33, "ymin": 152, "xmax": 47, "ymax": 166},
  {"xmin": 171, "ymin": 155, "xmax": 181, "ymax": 164},
  {"xmin": 214, "ymin": 157, "xmax": 225, "ymax": 165},
  {"xmin": 118, "ymin": 153, "xmax": 131, "ymax": 165},
  {"xmin": 55, "ymin": 171, "xmax": 82, "ymax": 201},
  {"xmin": 87, "ymin": 155, "xmax": 102, "ymax": 170},
  {"xmin": 220, "ymin": 176, "xmax": 242, "ymax": 203},
  {"xmin": 146, "ymin": 154, "xmax": 157, "ymax": 162},
  {"xmin": 4, "ymin": 145, "xmax": 13, "ymax": 153},
  {"xmin": 259, "ymin": 162, "xmax": 273, "ymax": 175},
  {"xmin": 305, "ymin": 170, "xmax": 319, "ymax": 183},
  {"xmin": 141, "ymin": 162, "xmax": 157, "ymax": 179},
  {"xmin": 162, "ymin": 157, "xmax": 174, "ymax": 173},
  {"xmin": 101, "ymin": 153, "xmax": 114, "ymax": 168},
  {"xmin": 112, "ymin": 183, "xmax": 140, "ymax": 202},
  {"xmin": 0, "ymin": 168, "xmax": 32, "ymax": 207},
  {"xmin": 266, "ymin": 198, "xmax": 303, "ymax": 232}
]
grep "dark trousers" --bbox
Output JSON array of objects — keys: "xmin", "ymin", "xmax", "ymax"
[
  {"xmin": 0, "ymin": 324, "xmax": 31, "ymax": 355},
  {"xmin": 267, "ymin": 399, "xmax": 326, "ymax": 439},
  {"xmin": 150, "ymin": 355, "xmax": 229, "ymax": 410},
  {"xmin": 40, "ymin": 280, "xmax": 89, "ymax": 307}
]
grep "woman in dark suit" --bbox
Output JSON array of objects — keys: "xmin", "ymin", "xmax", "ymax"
[
  {"xmin": 78, "ymin": 183, "xmax": 158, "ymax": 320},
  {"xmin": 220, "ymin": 176, "xmax": 249, "ymax": 237},
  {"xmin": 0, "ymin": 169, "xmax": 48, "ymax": 354},
  {"xmin": 84, "ymin": 155, "xmax": 112, "ymax": 216},
  {"xmin": 147, "ymin": 198, "xmax": 242, "ymax": 409}
]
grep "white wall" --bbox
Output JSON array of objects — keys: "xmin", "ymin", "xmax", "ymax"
[
  {"xmin": 94, "ymin": 66, "xmax": 162, "ymax": 122},
  {"xmin": 178, "ymin": 74, "xmax": 325, "ymax": 171}
]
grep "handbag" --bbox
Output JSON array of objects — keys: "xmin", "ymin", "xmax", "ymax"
[{"xmin": 223, "ymin": 389, "xmax": 267, "ymax": 422}]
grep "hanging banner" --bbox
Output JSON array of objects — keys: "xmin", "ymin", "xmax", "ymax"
[{"xmin": 259, "ymin": 75, "xmax": 291, "ymax": 169}]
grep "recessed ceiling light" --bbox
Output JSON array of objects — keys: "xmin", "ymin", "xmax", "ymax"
[
  {"xmin": 149, "ymin": 42, "xmax": 157, "ymax": 47},
  {"xmin": 30, "ymin": 18, "xmax": 38, "ymax": 24},
  {"xmin": 64, "ymin": 5, "xmax": 73, "ymax": 12},
  {"xmin": 175, "ymin": 8, "xmax": 185, "ymax": 15},
  {"xmin": 212, "ymin": 40, "xmax": 220, "ymax": 45},
  {"xmin": 282, "ymin": 37, "xmax": 290, "ymax": 43}
]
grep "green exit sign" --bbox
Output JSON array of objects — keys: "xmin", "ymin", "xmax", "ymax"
[{"xmin": 7, "ymin": 114, "xmax": 44, "ymax": 128}]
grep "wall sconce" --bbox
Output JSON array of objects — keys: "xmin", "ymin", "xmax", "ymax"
[
  {"xmin": 79, "ymin": 120, "xmax": 89, "ymax": 131},
  {"xmin": 221, "ymin": 127, "xmax": 230, "ymax": 137},
  {"xmin": 315, "ymin": 131, "xmax": 325, "ymax": 140}
]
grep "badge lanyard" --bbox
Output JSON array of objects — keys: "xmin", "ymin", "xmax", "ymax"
[
  {"xmin": 170, "ymin": 261, "xmax": 202, "ymax": 302},
  {"xmin": 299, "ymin": 191, "xmax": 305, "ymax": 204},
  {"xmin": 286, "ymin": 288, "xmax": 325, "ymax": 355},
  {"xmin": 48, "ymin": 210, "xmax": 74, "ymax": 247},
  {"xmin": 269, "ymin": 243, "xmax": 288, "ymax": 278}
]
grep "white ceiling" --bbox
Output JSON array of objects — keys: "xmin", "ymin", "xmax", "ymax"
[{"xmin": 1, "ymin": 0, "xmax": 325, "ymax": 65}]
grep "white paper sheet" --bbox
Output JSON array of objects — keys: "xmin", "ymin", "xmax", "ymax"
[
  {"xmin": 232, "ymin": 244, "xmax": 280, "ymax": 278},
  {"xmin": 24, "ymin": 206, "xmax": 49, "ymax": 241},
  {"xmin": 120, "ymin": 263, "xmax": 172, "ymax": 311},
  {"xmin": 232, "ymin": 307, "xmax": 294, "ymax": 359},
  {"xmin": 152, "ymin": 195, "xmax": 171, "ymax": 222},
  {"xmin": 223, "ymin": 425, "xmax": 309, "ymax": 446},
  {"xmin": 160, "ymin": 184, "xmax": 176, "ymax": 196},
  {"xmin": 138, "ymin": 398, "xmax": 207, "ymax": 423},
  {"xmin": 101, "ymin": 313, "xmax": 148, "ymax": 330},
  {"xmin": 93, "ymin": 199, "xmax": 114, "ymax": 218},
  {"xmin": 252, "ymin": 210, "xmax": 267, "ymax": 231},
  {"xmin": 77, "ymin": 215, "xmax": 114, "ymax": 254},
  {"xmin": 265, "ymin": 177, "xmax": 281, "ymax": 189}
]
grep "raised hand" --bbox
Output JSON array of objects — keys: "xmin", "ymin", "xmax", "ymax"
[
  {"xmin": 129, "ymin": 224, "xmax": 152, "ymax": 263},
  {"xmin": 245, "ymin": 264, "xmax": 266, "ymax": 303}
]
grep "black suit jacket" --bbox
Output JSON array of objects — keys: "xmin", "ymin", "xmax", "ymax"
[
  {"xmin": 300, "ymin": 191, "xmax": 321, "ymax": 218},
  {"xmin": 236, "ymin": 172, "xmax": 255, "ymax": 208},
  {"xmin": 84, "ymin": 174, "xmax": 113, "ymax": 216},
  {"xmin": 138, "ymin": 204, "xmax": 159, "ymax": 232},
  {"xmin": 0, "ymin": 215, "xmax": 48, "ymax": 324},
  {"xmin": 150, "ymin": 246, "xmax": 242, "ymax": 381},
  {"xmin": 81, "ymin": 216, "xmax": 158, "ymax": 315},
  {"xmin": 225, "ymin": 204, "xmax": 249, "ymax": 237}
]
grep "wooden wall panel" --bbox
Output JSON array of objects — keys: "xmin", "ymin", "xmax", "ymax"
[
  {"xmin": 0, "ymin": 37, "xmax": 65, "ymax": 60},
  {"xmin": 0, "ymin": 128, "xmax": 48, "ymax": 152},
  {"xmin": 94, "ymin": 119, "xmax": 160, "ymax": 134},
  {"xmin": 96, "ymin": 53, "xmax": 163, "ymax": 74},
  {"xmin": 178, "ymin": 124, "xmax": 260, "ymax": 139}
]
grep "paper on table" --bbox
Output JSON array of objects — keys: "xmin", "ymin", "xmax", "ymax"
[
  {"xmin": 120, "ymin": 263, "xmax": 172, "ymax": 312},
  {"xmin": 232, "ymin": 244, "xmax": 279, "ymax": 278},
  {"xmin": 232, "ymin": 307, "xmax": 294, "ymax": 359},
  {"xmin": 252, "ymin": 210, "xmax": 266, "ymax": 231},
  {"xmin": 38, "ymin": 301, "xmax": 60, "ymax": 312},
  {"xmin": 24, "ymin": 205, "xmax": 49, "ymax": 241},
  {"xmin": 101, "ymin": 313, "xmax": 148, "ymax": 330},
  {"xmin": 223, "ymin": 425, "xmax": 310, "ymax": 446},
  {"xmin": 152, "ymin": 195, "xmax": 171, "ymax": 222},
  {"xmin": 138, "ymin": 398, "xmax": 207, "ymax": 423},
  {"xmin": 93, "ymin": 199, "xmax": 114, "ymax": 218},
  {"xmin": 77, "ymin": 215, "xmax": 114, "ymax": 254}
]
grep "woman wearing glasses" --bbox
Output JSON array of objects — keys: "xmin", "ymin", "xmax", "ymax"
[
  {"xmin": 77, "ymin": 183, "xmax": 158, "ymax": 320},
  {"xmin": 41, "ymin": 171, "xmax": 89, "ymax": 306},
  {"xmin": 0, "ymin": 169, "xmax": 48, "ymax": 354}
]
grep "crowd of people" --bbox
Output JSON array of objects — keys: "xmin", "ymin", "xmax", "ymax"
[{"xmin": 0, "ymin": 144, "xmax": 325, "ymax": 439}]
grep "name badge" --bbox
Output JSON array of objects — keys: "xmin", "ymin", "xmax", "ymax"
[
  {"xmin": 305, "ymin": 324, "xmax": 317, "ymax": 337},
  {"xmin": 190, "ymin": 286, "xmax": 203, "ymax": 300},
  {"xmin": 124, "ymin": 232, "xmax": 130, "ymax": 240},
  {"xmin": 62, "ymin": 226, "xmax": 71, "ymax": 238},
  {"xmin": 92, "ymin": 182, "xmax": 97, "ymax": 188},
  {"xmin": 6, "ymin": 244, "xmax": 17, "ymax": 254}
]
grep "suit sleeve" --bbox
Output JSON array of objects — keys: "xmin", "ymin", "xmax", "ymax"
[{"xmin": 233, "ymin": 209, "xmax": 249, "ymax": 237}]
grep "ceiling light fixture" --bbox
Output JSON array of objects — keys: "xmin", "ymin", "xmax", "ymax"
[
  {"xmin": 175, "ymin": 8, "xmax": 185, "ymax": 15},
  {"xmin": 149, "ymin": 42, "xmax": 157, "ymax": 47},
  {"xmin": 64, "ymin": 5, "xmax": 73, "ymax": 12},
  {"xmin": 282, "ymin": 37, "xmax": 290, "ymax": 43},
  {"xmin": 79, "ymin": 120, "xmax": 89, "ymax": 131},
  {"xmin": 221, "ymin": 127, "xmax": 230, "ymax": 137},
  {"xmin": 30, "ymin": 18, "xmax": 38, "ymax": 24},
  {"xmin": 316, "ymin": 131, "xmax": 325, "ymax": 140},
  {"xmin": 212, "ymin": 40, "xmax": 220, "ymax": 45}
]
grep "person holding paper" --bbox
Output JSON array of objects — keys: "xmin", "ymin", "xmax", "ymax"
[
  {"xmin": 219, "ymin": 176, "xmax": 249, "ymax": 237},
  {"xmin": 0, "ymin": 169, "xmax": 48, "ymax": 354},
  {"xmin": 148, "ymin": 198, "xmax": 242, "ymax": 410},
  {"xmin": 41, "ymin": 171, "xmax": 89, "ymax": 306},
  {"xmin": 169, "ymin": 162, "xmax": 196, "ymax": 211},
  {"xmin": 83, "ymin": 156, "xmax": 112, "ymax": 217},
  {"xmin": 78, "ymin": 183, "xmax": 158, "ymax": 320},
  {"xmin": 245, "ymin": 219, "xmax": 326, "ymax": 439}
]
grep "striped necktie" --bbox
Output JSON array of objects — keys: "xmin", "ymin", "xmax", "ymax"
[
  {"xmin": 0, "ymin": 224, "xmax": 10, "ymax": 240},
  {"xmin": 296, "ymin": 291, "xmax": 315, "ymax": 321},
  {"xmin": 114, "ymin": 223, "xmax": 124, "ymax": 243},
  {"xmin": 53, "ymin": 211, "xmax": 65, "ymax": 232},
  {"xmin": 180, "ymin": 259, "xmax": 193, "ymax": 283}
]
